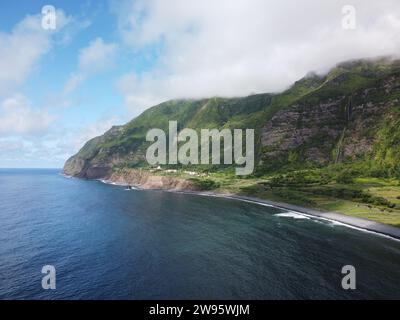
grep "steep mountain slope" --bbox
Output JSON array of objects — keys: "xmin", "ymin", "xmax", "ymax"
[
  {"xmin": 260, "ymin": 58, "xmax": 400, "ymax": 174},
  {"xmin": 64, "ymin": 58, "xmax": 400, "ymax": 180},
  {"xmin": 63, "ymin": 94, "xmax": 274, "ymax": 178}
]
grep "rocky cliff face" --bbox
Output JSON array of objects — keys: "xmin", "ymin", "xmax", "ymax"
[
  {"xmin": 106, "ymin": 168, "xmax": 199, "ymax": 190},
  {"xmin": 260, "ymin": 70, "xmax": 400, "ymax": 169},
  {"xmin": 261, "ymin": 97, "xmax": 346, "ymax": 165},
  {"xmin": 63, "ymin": 58, "xmax": 400, "ymax": 181}
]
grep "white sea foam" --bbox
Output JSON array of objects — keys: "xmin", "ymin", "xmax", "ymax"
[
  {"xmin": 98, "ymin": 179, "xmax": 124, "ymax": 186},
  {"xmin": 125, "ymin": 186, "xmax": 139, "ymax": 191},
  {"xmin": 274, "ymin": 212, "xmax": 310, "ymax": 219},
  {"xmin": 59, "ymin": 173, "xmax": 73, "ymax": 179}
]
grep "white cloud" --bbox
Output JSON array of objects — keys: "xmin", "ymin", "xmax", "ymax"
[
  {"xmin": 0, "ymin": 19, "xmax": 49, "ymax": 96},
  {"xmin": 63, "ymin": 37, "xmax": 118, "ymax": 94},
  {"xmin": 57, "ymin": 17, "xmax": 92, "ymax": 46},
  {"xmin": 79, "ymin": 37, "xmax": 118, "ymax": 72},
  {"xmin": 72, "ymin": 117, "xmax": 120, "ymax": 151},
  {"xmin": 0, "ymin": 135, "xmax": 66, "ymax": 168},
  {"xmin": 0, "ymin": 94, "xmax": 54, "ymax": 135},
  {"xmin": 113, "ymin": 0, "xmax": 400, "ymax": 115},
  {"xmin": 0, "ymin": 115, "xmax": 121, "ymax": 168},
  {"xmin": 0, "ymin": 9, "xmax": 104, "ymax": 168},
  {"xmin": 63, "ymin": 73, "xmax": 86, "ymax": 95},
  {"xmin": 0, "ymin": 10, "xmax": 71, "ymax": 97}
]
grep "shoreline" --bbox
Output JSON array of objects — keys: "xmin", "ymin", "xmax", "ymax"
[
  {"xmin": 85, "ymin": 175, "xmax": 400, "ymax": 241},
  {"xmin": 169, "ymin": 190, "xmax": 400, "ymax": 241}
]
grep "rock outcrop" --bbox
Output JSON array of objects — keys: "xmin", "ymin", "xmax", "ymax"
[{"xmin": 106, "ymin": 168, "xmax": 199, "ymax": 191}]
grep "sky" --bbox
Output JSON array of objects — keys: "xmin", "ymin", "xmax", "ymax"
[{"xmin": 1, "ymin": 0, "xmax": 400, "ymax": 168}]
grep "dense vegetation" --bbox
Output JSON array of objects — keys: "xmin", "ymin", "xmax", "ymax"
[{"xmin": 64, "ymin": 57, "xmax": 400, "ymax": 226}]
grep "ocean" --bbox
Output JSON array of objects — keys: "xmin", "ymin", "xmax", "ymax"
[{"xmin": 0, "ymin": 168, "xmax": 399, "ymax": 299}]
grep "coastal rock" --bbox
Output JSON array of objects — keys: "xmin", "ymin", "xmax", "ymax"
[{"xmin": 107, "ymin": 168, "xmax": 199, "ymax": 191}]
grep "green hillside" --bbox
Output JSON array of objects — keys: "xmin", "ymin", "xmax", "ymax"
[{"xmin": 64, "ymin": 57, "xmax": 400, "ymax": 227}]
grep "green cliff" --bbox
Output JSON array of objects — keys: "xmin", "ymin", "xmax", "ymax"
[{"xmin": 63, "ymin": 57, "xmax": 400, "ymax": 226}]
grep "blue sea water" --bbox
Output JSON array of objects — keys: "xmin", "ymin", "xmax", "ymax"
[{"xmin": 0, "ymin": 168, "xmax": 399, "ymax": 299}]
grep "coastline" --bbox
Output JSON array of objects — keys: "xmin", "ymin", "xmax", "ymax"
[
  {"xmin": 170, "ymin": 190, "xmax": 400, "ymax": 241},
  {"xmin": 89, "ymin": 175, "xmax": 400, "ymax": 241}
]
